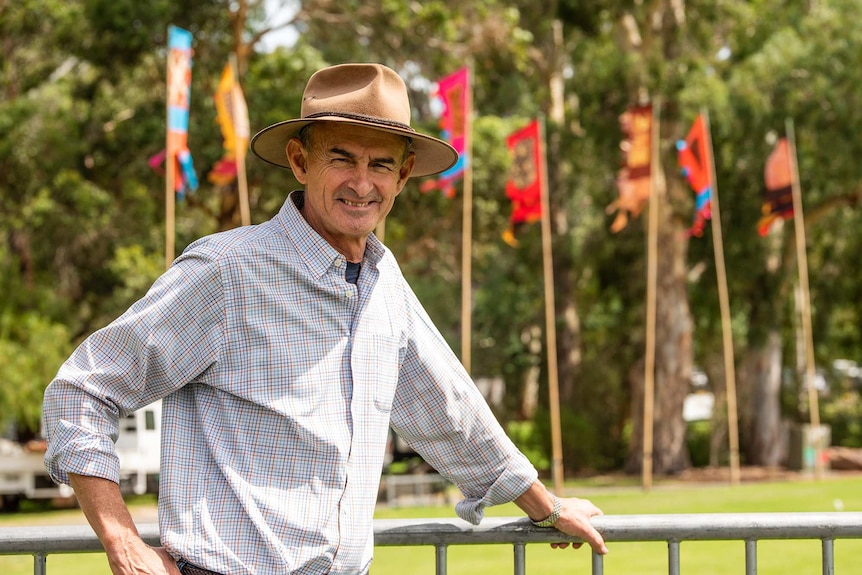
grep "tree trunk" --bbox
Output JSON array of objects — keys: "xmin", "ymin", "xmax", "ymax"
[
  {"xmin": 739, "ymin": 331, "xmax": 787, "ymax": 466},
  {"xmin": 545, "ymin": 20, "xmax": 583, "ymax": 405},
  {"xmin": 626, "ymin": 166, "xmax": 693, "ymax": 475},
  {"xmin": 652, "ymin": 186, "xmax": 694, "ymax": 474},
  {"xmin": 703, "ymin": 352, "xmax": 728, "ymax": 467}
]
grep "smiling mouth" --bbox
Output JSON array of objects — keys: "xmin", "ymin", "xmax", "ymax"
[{"xmin": 341, "ymin": 199, "xmax": 374, "ymax": 207}]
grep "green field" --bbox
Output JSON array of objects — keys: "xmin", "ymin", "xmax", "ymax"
[{"xmin": 2, "ymin": 474, "xmax": 861, "ymax": 574}]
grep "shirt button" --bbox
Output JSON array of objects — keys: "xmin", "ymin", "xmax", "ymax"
[
  {"xmin": 334, "ymin": 257, "xmax": 344, "ymax": 268},
  {"xmin": 345, "ymin": 290, "xmax": 354, "ymax": 298}
]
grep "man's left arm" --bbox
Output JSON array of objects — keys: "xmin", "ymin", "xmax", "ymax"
[{"xmin": 514, "ymin": 481, "xmax": 608, "ymax": 555}]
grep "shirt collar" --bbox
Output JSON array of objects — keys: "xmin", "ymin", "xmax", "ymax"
[{"xmin": 277, "ymin": 191, "xmax": 385, "ymax": 279}]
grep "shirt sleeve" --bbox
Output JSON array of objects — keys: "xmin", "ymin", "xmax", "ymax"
[
  {"xmin": 42, "ymin": 252, "xmax": 225, "ymax": 486},
  {"xmin": 389, "ymin": 282, "xmax": 538, "ymax": 525}
]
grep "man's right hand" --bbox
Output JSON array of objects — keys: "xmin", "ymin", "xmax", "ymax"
[
  {"xmin": 68, "ymin": 474, "xmax": 181, "ymax": 574},
  {"xmin": 105, "ymin": 537, "xmax": 181, "ymax": 575}
]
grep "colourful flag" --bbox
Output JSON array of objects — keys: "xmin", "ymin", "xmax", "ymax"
[
  {"xmin": 757, "ymin": 138, "xmax": 793, "ymax": 236},
  {"xmin": 758, "ymin": 138, "xmax": 794, "ymax": 236},
  {"xmin": 166, "ymin": 25, "xmax": 198, "ymax": 198},
  {"xmin": 677, "ymin": 114, "xmax": 713, "ymax": 237},
  {"xmin": 607, "ymin": 104, "xmax": 653, "ymax": 232},
  {"xmin": 502, "ymin": 120, "xmax": 543, "ymax": 247},
  {"xmin": 208, "ymin": 60, "xmax": 250, "ymax": 186},
  {"xmin": 420, "ymin": 68, "xmax": 469, "ymax": 198}
]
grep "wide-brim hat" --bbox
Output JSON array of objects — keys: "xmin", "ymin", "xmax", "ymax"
[{"xmin": 250, "ymin": 63, "xmax": 459, "ymax": 178}]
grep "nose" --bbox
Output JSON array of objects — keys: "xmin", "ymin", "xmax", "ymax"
[{"xmin": 348, "ymin": 163, "xmax": 375, "ymax": 197}]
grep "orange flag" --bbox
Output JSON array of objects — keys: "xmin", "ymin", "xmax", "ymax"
[
  {"xmin": 758, "ymin": 138, "xmax": 794, "ymax": 236},
  {"xmin": 208, "ymin": 60, "xmax": 250, "ymax": 186},
  {"xmin": 677, "ymin": 114, "xmax": 713, "ymax": 237},
  {"xmin": 607, "ymin": 104, "xmax": 653, "ymax": 232}
]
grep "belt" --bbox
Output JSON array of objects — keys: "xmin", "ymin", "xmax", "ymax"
[{"xmin": 178, "ymin": 560, "xmax": 225, "ymax": 575}]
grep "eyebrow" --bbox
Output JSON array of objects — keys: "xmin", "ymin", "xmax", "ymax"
[{"xmin": 329, "ymin": 146, "xmax": 399, "ymax": 167}]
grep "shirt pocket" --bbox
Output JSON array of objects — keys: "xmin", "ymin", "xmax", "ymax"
[{"xmin": 356, "ymin": 334, "xmax": 401, "ymax": 413}]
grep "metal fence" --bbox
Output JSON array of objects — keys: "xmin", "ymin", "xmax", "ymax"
[{"xmin": 2, "ymin": 513, "xmax": 862, "ymax": 575}]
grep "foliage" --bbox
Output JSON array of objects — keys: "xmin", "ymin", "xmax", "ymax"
[
  {"xmin": 0, "ymin": 313, "xmax": 71, "ymax": 435},
  {"xmin": 822, "ymin": 391, "xmax": 862, "ymax": 448},
  {"xmin": 505, "ymin": 420, "xmax": 550, "ymax": 472}
]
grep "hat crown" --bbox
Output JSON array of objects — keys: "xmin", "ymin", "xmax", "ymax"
[
  {"xmin": 249, "ymin": 62, "xmax": 458, "ymax": 177},
  {"xmin": 300, "ymin": 64, "xmax": 413, "ymax": 130}
]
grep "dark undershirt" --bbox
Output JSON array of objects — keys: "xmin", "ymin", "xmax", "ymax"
[{"xmin": 345, "ymin": 261, "xmax": 361, "ymax": 285}]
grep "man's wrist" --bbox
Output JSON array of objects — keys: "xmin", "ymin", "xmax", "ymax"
[{"xmin": 530, "ymin": 494, "xmax": 562, "ymax": 527}]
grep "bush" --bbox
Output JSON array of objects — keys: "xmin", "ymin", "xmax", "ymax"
[
  {"xmin": 822, "ymin": 391, "xmax": 862, "ymax": 448},
  {"xmin": 686, "ymin": 420, "xmax": 712, "ymax": 467}
]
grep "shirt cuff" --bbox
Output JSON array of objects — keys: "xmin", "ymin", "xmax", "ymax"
[
  {"xmin": 454, "ymin": 461, "xmax": 538, "ymax": 525},
  {"xmin": 44, "ymin": 421, "xmax": 121, "ymax": 487}
]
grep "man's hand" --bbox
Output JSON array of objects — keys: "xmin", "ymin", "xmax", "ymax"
[
  {"xmin": 549, "ymin": 496, "xmax": 608, "ymax": 554},
  {"xmin": 105, "ymin": 537, "xmax": 181, "ymax": 575},
  {"xmin": 68, "ymin": 474, "xmax": 182, "ymax": 574},
  {"xmin": 514, "ymin": 481, "xmax": 608, "ymax": 555}
]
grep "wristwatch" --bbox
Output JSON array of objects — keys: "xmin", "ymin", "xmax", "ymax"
[{"xmin": 531, "ymin": 495, "xmax": 562, "ymax": 527}]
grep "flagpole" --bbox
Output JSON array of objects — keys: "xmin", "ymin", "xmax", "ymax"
[
  {"xmin": 702, "ymin": 109, "xmax": 741, "ymax": 486},
  {"xmin": 786, "ymin": 118, "xmax": 823, "ymax": 479},
  {"xmin": 642, "ymin": 101, "xmax": 660, "ymax": 491},
  {"xmin": 460, "ymin": 66, "xmax": 474, "ymax": 374},
  {"xmin": 166, "ymin": 149, "xmax": 176, "ymax": 268},
  {"xmin": 536, "ymin": 116, "xmax": 564, "ymax": 494},
  {"xmin": 231, "ymin": 53, "xmax": 251, "ymax": 227},
  {"xmin": 165, "ymin": 36, "xmax": 175, "ymax": 270}
]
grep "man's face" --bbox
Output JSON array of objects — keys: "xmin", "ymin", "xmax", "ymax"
[{"xmin": 287, "ymin": 122, "xmax": 415, "ymax": 256}]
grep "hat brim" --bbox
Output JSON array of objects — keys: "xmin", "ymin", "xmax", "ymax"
[{"xmin": 250, "ymin": 117, "xmax": 459, "ymax": 178}]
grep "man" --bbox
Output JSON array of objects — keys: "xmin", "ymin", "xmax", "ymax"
[{"xmin": 43, "ymin": 63, "xmax": 607, "ymax": 575}]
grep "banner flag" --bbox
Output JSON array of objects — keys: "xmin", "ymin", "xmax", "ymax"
[
  {"xmin": 502, "ymin": 119, "xmax": 542, "ymax": 247},
  {"xmin": 607, "ymin": 104, "xmax": 653, "ymax": 232},
  {"xmin": 758, "ymin": 138, "xmax": 794, "ymax": 236},
  {"xmin": 166, "ymin": 25, "xmax": 198, "ymax": 198},
  {"xmin": 677, "ymin": 114, "xmax": 713, "ymax": 237},
  {"xmin": 420, "ymin": 68, "xmax": 469, "ymax": 198},
  {"xmin": 209, "ymin": 60, "xmax": 250, "ymax": 186}
]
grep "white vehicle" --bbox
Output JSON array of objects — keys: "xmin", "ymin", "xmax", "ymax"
[{"xmin": 0, "ymin": 400, "xmax": 162, "ymax": 511}]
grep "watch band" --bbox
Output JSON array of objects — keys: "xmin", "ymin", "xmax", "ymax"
[{"xmin": 531, "ymin": 495, "xmax": 562, "ymax": 527}]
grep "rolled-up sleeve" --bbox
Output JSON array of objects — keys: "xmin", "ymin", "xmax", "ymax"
[
  {"xmin": 388, "ymin": 284, "xmax": 537, "ymax": 525},
  {"xmin": 43, "ymin": 253, "xmax": 225, "ymax": 486}
]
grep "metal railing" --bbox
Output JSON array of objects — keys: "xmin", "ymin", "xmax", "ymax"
[{"xmin": 2, "ymin": 513, "xmax": 862, "ymax": 574}]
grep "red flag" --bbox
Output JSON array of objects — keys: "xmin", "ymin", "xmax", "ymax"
[
  {"xmin": 421, "ymin": 68, "xmax": 469, "ymax": 198},
  {"xmin": 607, "ymin": 105, "xmax": 653, "ymax": 232},
  {"xmin": 502, "ymin": 120, "xmax": 542, "ymax": 247},
  {"xmin": 758, "ymin": 138, "xmax": 794, "ymax": 236},
  {"xmin": 677, "ymin": 114, "xmax": 713, "ymax": 237}
]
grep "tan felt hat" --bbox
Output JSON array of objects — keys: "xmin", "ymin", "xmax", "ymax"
[{"xmin": 250, "ymin": 63, "xmax": 458, "ymax": 178}]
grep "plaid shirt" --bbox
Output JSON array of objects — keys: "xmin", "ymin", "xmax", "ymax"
[{"xmin": 43, "ymin": 192, "xmax": 537, "ymax": 575}]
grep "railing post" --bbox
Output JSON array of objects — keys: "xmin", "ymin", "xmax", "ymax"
[
  {"xmin": 435, "ymin": 543, "xmax": 447, "ymax": 575},
  {"xmin": 592, "ymin": 549, "xmax": 604, "ymax": 575},
  {"xmin": 745, "ymin": 539, "xmax": 757, "ymax": 575},
  {"xmin": 33, "ymin": 552, "xmax": 47, "ymax": 575},
  {"xmin": 668, "ymin": 540, "xmax": 680, "ymax": 575},
  {"xmin": 822, "ymin": 538, "xmax": 834, "ymax": 575},
  {"xmin": 513, "ymin": 542, "xmax": 525, "ymax": 575}
]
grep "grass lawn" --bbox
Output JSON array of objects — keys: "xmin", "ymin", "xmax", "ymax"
[{"xmin": 1, "ymin": 475, "xmax": 861, "ymax": 574}]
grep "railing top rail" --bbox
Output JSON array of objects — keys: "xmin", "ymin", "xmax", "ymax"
[
  {"xmin": 2, "ymin": 512, "xmax": 862, "ymax": 555},
  {"xmin": 374, "ymin": 512, "xmax": 862, "ymax": 545}
]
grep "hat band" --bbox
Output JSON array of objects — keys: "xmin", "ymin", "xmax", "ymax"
[{"xmin": 304, "ymin": 111, "xmax": 416, "ymax": 133}]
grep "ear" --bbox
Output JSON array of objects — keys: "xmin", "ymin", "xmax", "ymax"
[
  {"xmin": 286, "ymin": 138, "xmax": 308, "ymax": 184},
  {"xmin": 395, "ymin": 152, "xmax": 416, "ymax": 196}
]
